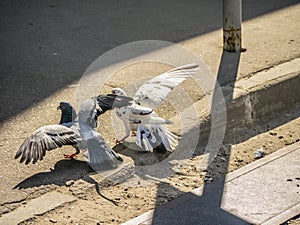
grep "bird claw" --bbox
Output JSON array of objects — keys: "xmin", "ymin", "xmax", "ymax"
[
  {"xmin": 115, "ymin": 139, "xmax": 122, "ymax": 144},
  {"xmin": 63, "ymin": 153, "xmax": 78, "ymax": 159},
  {"xmin": 115, "ymin": 137, "xmax": 127, "ymax": 144}
]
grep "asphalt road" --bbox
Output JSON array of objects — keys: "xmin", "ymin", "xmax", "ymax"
[{"xmin": 0, "ymin": 0, "xmax": 299, "ymax": 123}]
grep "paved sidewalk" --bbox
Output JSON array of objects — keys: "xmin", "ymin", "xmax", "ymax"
[
  {"xmin": 0, "ymin": 2, "xmax": 300, "ymax": 224},
  {"xmin": 123, "ymin": 142, "xmax": 300, "ymax": 225}
]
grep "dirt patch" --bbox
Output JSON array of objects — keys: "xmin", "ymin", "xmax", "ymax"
[
  {"xmin": 14, "ymin": 107, "xmax": 300, "ymax": 225},
  {"xmin": 1, "ymin": 62, "xmax": 299, "ymax": 224}
]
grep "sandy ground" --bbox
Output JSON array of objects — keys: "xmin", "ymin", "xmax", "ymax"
[
  {"xmin": 0, "ymin": 62, "xmax": 299, "ymax": 224},
  {"xmin": 9, "ymin": 105, "xmax": 298, "ymax": 225},
  {"xmin": 1, "ymin": 2, "xmax": 300, "ymax": 224}
]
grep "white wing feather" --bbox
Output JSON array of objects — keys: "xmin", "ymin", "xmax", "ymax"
[{"xmin": 133, "ymin": 64, "xmax": 199, "ymax": 108}]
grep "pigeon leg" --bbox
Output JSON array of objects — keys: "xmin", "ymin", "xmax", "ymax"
[
  {"xmin": 64, "ymin": 148, "xmax": 80, "ymax": 159},
  {"xmin": 63, "ymin": 153, "xmax": 78, "ymax": 159},
  {"xmin": 115, "ymin": 136, "xmax": 128, "ymax": 144},
  {"xmin": 116, "ymin": 121, "xmax": 130, "ymax": 144},
  {"xmin": 131, "ymin": 131, "xmax": 137, "ymax": 137},
  {"xmin": 115, "ymin": 125, "xmax": 131, "ymax": 144}
]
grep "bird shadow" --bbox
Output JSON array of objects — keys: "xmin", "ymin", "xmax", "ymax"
[
  {"xmin": 113, "ymin": 142, "xmax": 172, "ymax": 167},
  {"xmin": 13, "ymin": 159, "xmax": 120, "ymax": 205},
  {"xmin": 14, "ymin": 159, "xmax": 93, "ymax": 189}
]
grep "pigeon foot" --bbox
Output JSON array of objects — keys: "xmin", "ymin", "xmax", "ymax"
[
  {"xmin": 63, "ymin": 153, "xmax": 78, "ymax": 159},
  {"xmin": 115, "ymin": 138, "xmax": 126, "ymax": 144}
]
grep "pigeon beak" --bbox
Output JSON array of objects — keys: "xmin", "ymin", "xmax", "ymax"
[{"xmin": 57, "ymin": 105, "xmax": 61, "ymax": 110}]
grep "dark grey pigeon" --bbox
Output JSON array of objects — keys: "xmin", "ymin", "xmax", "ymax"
[
  {"xmin": 15, "ymin": 102, "xmax": 81, "ymax": 165},
  {"xmin": 15, "ymin": 94, "xmax": 133, "ymax": 170}
]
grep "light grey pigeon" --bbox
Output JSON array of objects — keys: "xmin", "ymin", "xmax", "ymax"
[
  {"xmin": 112, "ymin": 63, "xmax": 199, "ymax": 153},
  {"xmin": 77, "ymin": 95, "xmax": 133, "ymax": 171},
  {"xmin": 15, "ymin": 94, "xmax": 133, "ymax": 170}
]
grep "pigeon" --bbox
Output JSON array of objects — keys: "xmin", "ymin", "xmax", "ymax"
[
  {"xmin": 15, "ymin": 94, "xmax": 133, "ymax": 170},
  {"xmin": 76, "ymin": 95, "xmax": 133, "ymax": 170},
  {"xmin": 112, "ymin": 63, "xmax": 199, "ymax": 153}
]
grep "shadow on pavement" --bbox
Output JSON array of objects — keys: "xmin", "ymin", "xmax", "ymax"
[
  {"xmin": 149, "ymin": 50, "xmax": 248, "ymax": 224},
  {"xmin": 14, "ymin": 159, "xmax": 127, "ymax": 205},
  {"xmin": 13, "ymin": 159, "xmax": 92, "ymax": 189},
  {"xmin": 1, "ymin": 0, "xmax": 299, "ymax": 123}
]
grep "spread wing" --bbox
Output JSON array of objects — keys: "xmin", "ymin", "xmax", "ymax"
[
  {"xmin": 15, "ymin": 124, "xmax": 78, "ymax": 164},
  {"xmin": 96, "ymin": 94, "xmax": 134, "ymax": 115},
  {"xmin": 133, "ymin": 64, "xmax": 199, "ymax": 108}
]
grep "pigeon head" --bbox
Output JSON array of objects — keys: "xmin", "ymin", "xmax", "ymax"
[
  {"xmin": 112, "ymin": 88, "xmax": 127, "ymax": 96},
  {"xmin": 57, "ymin": 101, "xmax": 77, "ymax": 124}
]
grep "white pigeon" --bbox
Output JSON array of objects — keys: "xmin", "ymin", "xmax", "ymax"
[
  {"xmin": 112, "ymin": 63, "xmax": 199, "ymax": 153},
  {"xmin": 15, "ymin": 94, "xmax": 133, "ymax": 171}
]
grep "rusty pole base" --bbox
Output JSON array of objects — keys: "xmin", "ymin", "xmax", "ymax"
[
  {"xmin": 223, "ymin": 0, "xmax": 242, "ymax": 52},
  {"xmin": 223, "ymin": 28, "xmax": 241, "ymax": 52}
]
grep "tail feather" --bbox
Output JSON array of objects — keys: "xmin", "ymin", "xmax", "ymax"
[
  {"xmin": 163, "ymin": 128, "xmax": 179, "ymax": 149},
  {"xmin": 155, "ymin": 126, "xmax": 178, "ymax": 152},
  {"xmin": 147, "ymin": 115, "xmax": 173, "ymax": 125},
  {"xmin": 136, "ymin": 127, "xmax": 154, "ymax": 152},
  {"xmin": 136, "ymin": 125, "xmax": 178, "ymax": 153},
  {"xmin": 87, "ymin": 132, "xmax": 122, "ymax": 171}
]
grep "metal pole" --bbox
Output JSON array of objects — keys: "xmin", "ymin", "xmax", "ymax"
[{"xmin": 223, "ymin": 0, "xmax": 242, "ymax": 52}]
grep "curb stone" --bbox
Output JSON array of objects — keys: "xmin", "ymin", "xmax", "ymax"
[
  {"xmin": 122, "ymin": 143, "xmax": 300, "ymax": 225},
  {"xmin": 0, "ymin": 192, "xmax": 76, "ymax": 225}
]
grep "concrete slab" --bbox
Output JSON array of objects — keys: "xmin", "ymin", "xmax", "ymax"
[
  {"xmin": 0, "ymin": 191, "xmax": 76, "ymax": 225},
  {"xmin": 123, "ymin": 142, "xmax": 300, "ymax": 225},
  {"xmin": 222, "ymin": 144, "xmax": 300, "ymax": 224}
]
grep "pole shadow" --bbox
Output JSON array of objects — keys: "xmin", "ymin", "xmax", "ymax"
[{"xmin": 149, "ymin": 51, "xmax": 251, "ymax": 224}]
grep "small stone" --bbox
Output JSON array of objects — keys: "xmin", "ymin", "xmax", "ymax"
[
  {"xmin": 204, "ymin": 177, "xmax": 213, "ymax": 183},
  {"xmin": 286, "ymin": 179, "xmax": 293, "ymax": 182},
  {"xmin": 183, "ymin": 183, "xmax": 190, "ymax": 187},
  {"xmin": 65, "ymin": 180, "xmax": 75, "ymax": 187},
  {"xmin": 220, "ymin": 157, "xmax": 227, "ymax": 162},
  {"xmin": 0, "ymin": 207, "xmax": 11, "ymax": 214},
  {"xmin": 49, "ymin": 218, "xmax": 57, "ymax": 223},
  {"xmin": 115, "ymin": 196, "xmax": 121, "ymax": 201},
  {"xmin": 278, "ymin": 135, "xmax": 284, "ymax": 139},
  {"xmin": 269, "ymin": 131, "xmax": 277, "ymax": 136},
  {"xmin": 254, "ymin": 148, "xmax": 265, "ymax": 159}
]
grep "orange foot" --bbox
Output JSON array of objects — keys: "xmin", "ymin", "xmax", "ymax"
[
  {"xmin": 63, "ymin": 153, "xmax": 78, "ymax": 159},
  {"xmin": 115, "ymin": 137, "xmax": 127, "ymax": 144},
  {"xmin": 115, "ymin": 139, "xmax": 122, "ymax": 144}
]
